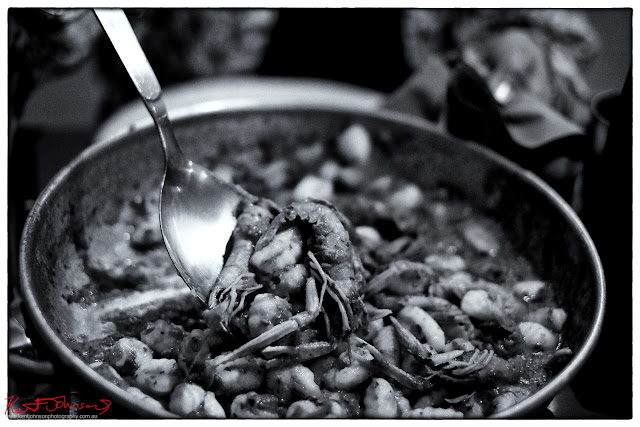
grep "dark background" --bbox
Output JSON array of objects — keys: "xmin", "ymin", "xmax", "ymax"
[{"xmin": 17, "ymin": 9, "xmax": 631, "ymax": 134}]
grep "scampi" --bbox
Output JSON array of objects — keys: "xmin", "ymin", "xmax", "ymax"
[{"xmin": 204, "ymin": 199, "xmax": 366, "ymax": 372}]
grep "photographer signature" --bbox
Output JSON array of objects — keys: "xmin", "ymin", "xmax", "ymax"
[{"xmin": 5, "ymin": 395, "xmax": 111, "ymax": 416}]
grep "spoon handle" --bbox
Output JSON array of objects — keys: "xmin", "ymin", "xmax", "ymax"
[{"xmin": 94, "ymin": 8, "xmax": 184, "ymax": 166}]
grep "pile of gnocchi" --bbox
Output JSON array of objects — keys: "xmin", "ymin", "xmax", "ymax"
[{"xmin": 82, "ymin": 123, "xmax": 571, "ymax": 418}]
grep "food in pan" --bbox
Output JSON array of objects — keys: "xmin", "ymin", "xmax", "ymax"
[{"xmin": 77, "ymin": 123, "xmax": 571, "ymax": 418}]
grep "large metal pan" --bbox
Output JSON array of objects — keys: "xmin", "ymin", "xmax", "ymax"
[{"xmin": 19, "ymin": 87, "xmax": 604, "ymax": 418}]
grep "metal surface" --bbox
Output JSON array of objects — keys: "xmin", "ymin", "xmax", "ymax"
[
  {"xmin": 95, "ymin": 9, "xmax": 247, "ymax": 302},
  {"xmin": 19, "ymin": 98, "xmax": 605, "ymax": 418},
  {"xmin": 93, "ymin": 77, "xmax": 384, "ymax": 144}
]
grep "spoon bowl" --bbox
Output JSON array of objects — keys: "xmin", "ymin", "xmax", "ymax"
[
  {"xmin": 160, "ymin": 160, "xmax": 250, "ymax": 301},
  {"xmin": 95, "ymin": 8, "xmax": 247, "ymax": 302}
]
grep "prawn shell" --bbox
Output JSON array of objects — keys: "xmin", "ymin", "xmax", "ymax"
[{"xmin": 255, "ymin": 199, "xmax": 366, "ymax": 331}]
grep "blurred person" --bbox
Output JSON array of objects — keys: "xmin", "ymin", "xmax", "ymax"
[
  {"xmin": 95, "ymin": 9, "xmax": 278, "ymax": 114},
  {"xmin": 8, "ymin": 8, "xmax": 279, "ymax": 142},
  {"xmin": 385, "ymin": 9, "xmax": 602, "ymax": 210},
  {"xmin": 8, "ymin": 9, "xmax": 102, "ymax": 144}
]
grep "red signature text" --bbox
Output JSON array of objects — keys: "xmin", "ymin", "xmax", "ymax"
[{"xmin": 6, "ymin": 395, "xmax": 111, "ymax": 416}]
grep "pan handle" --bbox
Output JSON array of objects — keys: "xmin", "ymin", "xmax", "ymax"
[
  {"xmin": 9, "ymin": 313, "xmax": 56, "ymax": 377},
  {"xmin": 8, "ymin": 353, "xmax": 55, "ymax": 376}
]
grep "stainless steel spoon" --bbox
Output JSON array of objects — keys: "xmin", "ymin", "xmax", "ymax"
[{"xmin": 95, "ymin": 9, "xmax": 254, "ymax": 303}]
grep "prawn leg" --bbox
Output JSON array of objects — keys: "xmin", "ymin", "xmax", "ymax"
[
  {"xmin": 364, "ymin": 319, "xmax": 489, "ymax": 388},
  {"xmin": 447, "ymin": 349, "xmax": 494, "ymax": 376},
  {"xmin": 262, "ymin": 341, "xmax": 334, "ymax": 360},
  {"xmin": 209, "ymin": 277, "xmax": 325, "ymax": 369},
  {"xmin": 365, "ymin": 260, "xmax": 434, "ymax": 296},
  {"xmin": 389, "ymin": 316, "xmax": 435, "ymax": 361},
  {"xmin": 352, "ymin": 337, "xmax": 436, "ymax": 392},
  {"xmin": 389, "ymin": 316, "xmax": 469, "ymax": 369},
  {"xmin": 262, "ymin": 342, "xmax": 335, "ymax": 370},
  {"xmin": 388, "ymin": 316, "xmax": 466, "ymax": 375}
]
